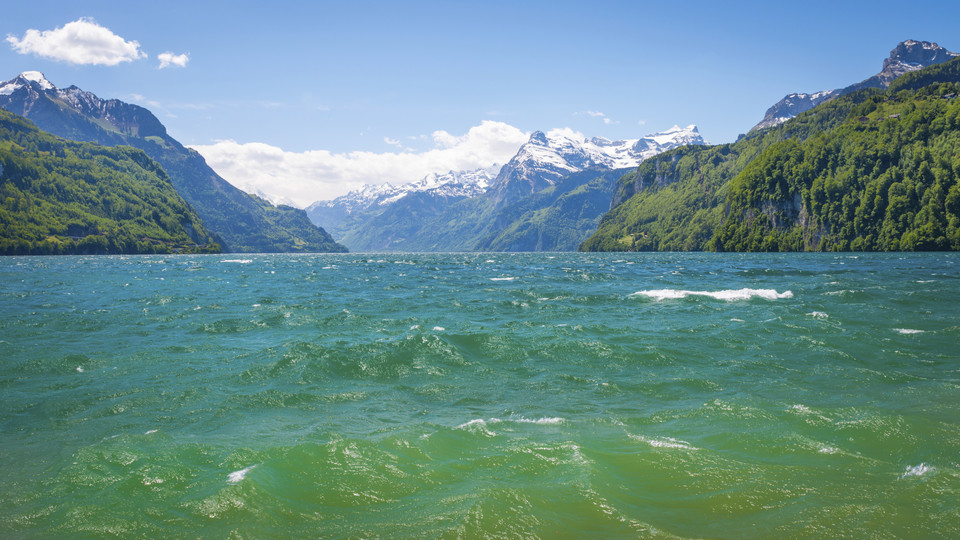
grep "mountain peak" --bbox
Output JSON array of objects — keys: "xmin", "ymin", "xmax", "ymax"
[
  {"xmin": 751, "ymin": 39, "xmax": 958, "ymax": 132},
  {"xmin": 529, "ymin": 131, "xmax": 549, "ymax": 145},
  {"xmin": 886, "ymin": 40, "xmax": 957, "ymax": 67},
  {"xmin": 1, "ymin": 71, "xmax": 56, "ymax": 96},
  {"xmin": 18, "ymin": 71, "xmax": 55, "ymax": 90}
]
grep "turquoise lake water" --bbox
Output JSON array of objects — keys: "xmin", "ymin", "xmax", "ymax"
[{"xmin": 1, "ymin": 252, "xmax": 959, "ymax": 538}]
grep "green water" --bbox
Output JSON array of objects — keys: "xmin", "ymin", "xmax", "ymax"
[{"xmin": 1, "ymin": 253, "xmax": 958, "ymax": 538}]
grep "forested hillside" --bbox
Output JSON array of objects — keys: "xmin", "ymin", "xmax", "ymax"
[
  {"xmin": 581, "ymin": 57, "xmax": 960, "ymax": 252},
  {"xmin": 0, "ymin": 110, "xmax": 220, "ymax": 255}
]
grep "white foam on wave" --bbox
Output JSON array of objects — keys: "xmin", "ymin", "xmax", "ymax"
[
  {"xmin": 895, "ymin": 328, "xmax": 925, "ymax": 335},
  {"xmin": 630, "ymin": 434, "xmax": 699, "ymax": 450},
  {"xmin": 227, "ymin": 465, "xmax": 256, "ymax": 484},
  {"xmin": 432, "ymin": 326, "xmax": 445, "ymax": 332},
  {"xmin": 789, "ymin": 404, "xmax": 833, "ymax": 422},
  {"xmin": 490, "ymin": 277, "xmax": 517, "ymax": 282},
  {"xmin": 901, "ymin": 463, "xmax": 933, "ymax": 478},
  {"xmin": 221, "ymin": 259, "xmax": 253, "ymax": 264},
  {"xmin": 632, "ymin": 288, "xmax": 793, "ymax": 302},
  {"xmin": 807, "ymin": 311, "xmax": 829, "ymax": 319},
  {"xmin": 76, "ymin": 366, "xmax": 84, "ymax": 373},
  {"xmin": 144, "ymin": 429, "xmax": 158, "ymax": 435},
  {"xmin": 514, "ymin": 417, "xmax": 565, "ymax": 425},
  {"xmin": 455, "ymin": 418, "xmax": 498, "ymax": 437}
]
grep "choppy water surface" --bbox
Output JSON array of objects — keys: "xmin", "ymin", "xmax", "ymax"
[{"xmin": 1, "ymin": 252, "xmax": 958, "ymax": 538}]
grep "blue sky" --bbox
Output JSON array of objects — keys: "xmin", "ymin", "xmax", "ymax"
[{"xmin": 3, "ymin": 1, "xmax": 958, "ymax": 204}]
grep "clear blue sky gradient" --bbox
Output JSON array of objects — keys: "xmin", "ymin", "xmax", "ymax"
[{"xmin": 3, "ymin": 0, "xmax": 959, "ymax": 153}]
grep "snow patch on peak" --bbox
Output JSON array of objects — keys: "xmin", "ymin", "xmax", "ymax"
[
  {"xmin": 1, "ymin": 71, "xmax": 56, "ymax": 96},
  {"xmin": 19, "ymin": 71, "xmax": 55, "ymax": 90},
  {"xmin": 310, "ymin": 164, "xmax": 501, "ymax": 213},
  {"xmin": 492, "ymin": 124, "xmax": 707, "ymax": 200}
]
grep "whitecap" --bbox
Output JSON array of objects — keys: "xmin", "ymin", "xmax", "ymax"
[
  {"xmin": 630, "ymin": 434, "xmax": 698, "ymax": 450},
  {"xmin": 789, "ymin": 404, "xmax": 833, "ymax": 422},
  {"xmin": 895, "ymin": 328, "xmax": 925, "ymax": 335},
  {"xmin": 221, "ymin": 259, "xmax": 253, "ymax": 264},
  {"xmin": 901, "ymin": 463, "xmax": 933, "ymax": 478},
  {"xmin": 455, "ymin": 418, "xmax": 498, "ymax": 437},
  {"xmin": 818, "ymin": 445, "xmax": 839, "ymax": 454},
  {"xmin": 144, "ymin": 429, "xmax": 158, "ymax": 435},
  {"xmin": 227, "ymin": 465, "xmax": 256, "ymax": 484},
  {"xmin": 514, "ymin": 417, "xmax": 565, "ymax": 425},
  {"xmin": 76, "ymin": 366, "xmax": 84, "ymax": 373},
  {"xmin": 632, "ymin": 288, "xmax": 793, "ymax": 302},
  {"xmin": 490, "ymin": 277, "xmax": 517, "ymax": 281},
  {"xmin": 432, "ymin": 326, "xmax": 445, "ymax": 332},
  {"xmin": 807, "ymin": 311, "xmax": 829, "ymax": 319}
]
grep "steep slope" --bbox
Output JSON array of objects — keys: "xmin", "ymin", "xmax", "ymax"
[
  {"xmin": 0, "ymin": 109, "xmax": 219, "ymax": 255},
  {"xmin": 310, "ymin": 126, "xmax": 704, "ymax": 252},
  {"xmin": 0, "ymin": 72, "xmax": 346, "ymax": 253},
  {"xmin": 581, "ymin": 57, "xmax": 960, "ymax": 252},
  {"xmin": 751, "ymin": 40, "xmax": 958, "ymax": 131}
]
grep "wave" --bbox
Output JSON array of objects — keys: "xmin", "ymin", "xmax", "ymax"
[
  {"xmin": 631, "ymin": 288, "xmax": 793, "ymax": 302},
  {"xmin": 221, "ymin": 259, "xmax": 253, "ymax": 264},
  {"xmin": 901, "ymin": 463, "xmax": 933, "ymax": 479},
  {"xmin": 227, "ymin": 465, "xmax": 257, "ymax": 484},
  {"xmin": 894, "ymin": 328, "xmax": 925, "ymax": 335},
  {"xmin": 629, "ymin": 434, "xmax": 699, "ymax": 451}
]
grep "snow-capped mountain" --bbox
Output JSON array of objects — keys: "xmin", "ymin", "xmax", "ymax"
[
  {"xmin": 311, "ymin": 164, "xmax": 499, "ymax": 216},
  {"xmin": 491, "ymin": 124, "xmax": 705, "ymax": 203},
  {"xmin": 752, "ymin": 40, "xmax": 959, "ymax": 131},
  {"xmin": 306, "ymin": 164, "xmax": 500, "ymax": 232},
  {"xmin": 306, "ymin": 125, "xmax": 705, "ymax": 251},
  {"xmin": 0, "ymin": 70, "xmax": 54, "ymax": 94},
  {"xmin": 0, "ymin": 71, "xmax": 168, "ymax": 140}
]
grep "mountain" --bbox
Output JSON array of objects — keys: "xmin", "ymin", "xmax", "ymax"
[
  {"xmin": 0, "ymin": 109, "xmax": 219, "ymax": 255},
  {"xmin": 0, "ymin": 72, "xmax": 346, "ymax": 253},
  {"xmin": 581, "ymin": 55, "xmax": 960, "ymax": 252},
  {"xmin": 490, "ymin": 125, "xmax": 703, "ymax": 204},
  {"xmin": 751, "ymin": 40, "xmax": 959, "ymax": 132},
  {"xmin": 308, "ymin": 125, "xmax": 704, "ymax": 252},
  {"xmin": 306, "ymin": 164, "xmax": 499, "ymax": 237}
]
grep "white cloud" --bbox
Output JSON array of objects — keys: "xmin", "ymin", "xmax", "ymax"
[
  {"xmin": 384, "ymin": 137, "xmax": 401, "ymax": 147},
  {"xmin": 637, "ymin": 119, "xmax": 647, "ymax": 126},
  {"xmin": 6, "ymin": 18, "xmax": 146, "ymax": 66},
  {"xmin": 546, "ymin": 127, "xmax": 586, "ymax": 140},
  {"xmin": 190, "ymin": 120, "xmax": 529, "ymax": 207},
  {"xmin": 580, "ymin": 110, "xmax": 619, "ymax": 125},
  {"xmin": 158, "ymin": 51, "xmax": 189, "ymax": 69}
]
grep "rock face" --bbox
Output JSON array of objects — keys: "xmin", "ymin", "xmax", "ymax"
[
  {"xmin": 0, "ymin": 72, "xmax": 346, "ymax": 253},
  {"xmin": 752, "ymin": 40, "xmax": 958, "ymax": 131}
]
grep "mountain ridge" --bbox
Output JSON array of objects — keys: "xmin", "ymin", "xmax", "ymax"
[
  {"xmin": 309, "ymin": 125, "xmax": 704, "ymax": 252},
  {"xmin": 0, "ymin": 108, "xmax": 220, "ymax": 255},
  {"xmin": 751, "ymin": 40, "xmax": 958, "ymax": 132},
  {"xmin": 0, "ymin": 72, "xmax": 347, "ymax": 253}
]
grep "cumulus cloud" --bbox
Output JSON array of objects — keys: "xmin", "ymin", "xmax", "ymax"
[
  {"xmin": 6, "ymin": 18, "xmax": 146, "ymax": 66},
  {"xmin": 157, "ymin": 51, "xmax": 189, "ymax": 69},
  {"xmin": 190, "ymin": 121, "xmax": 529, "ymax": 207}
]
